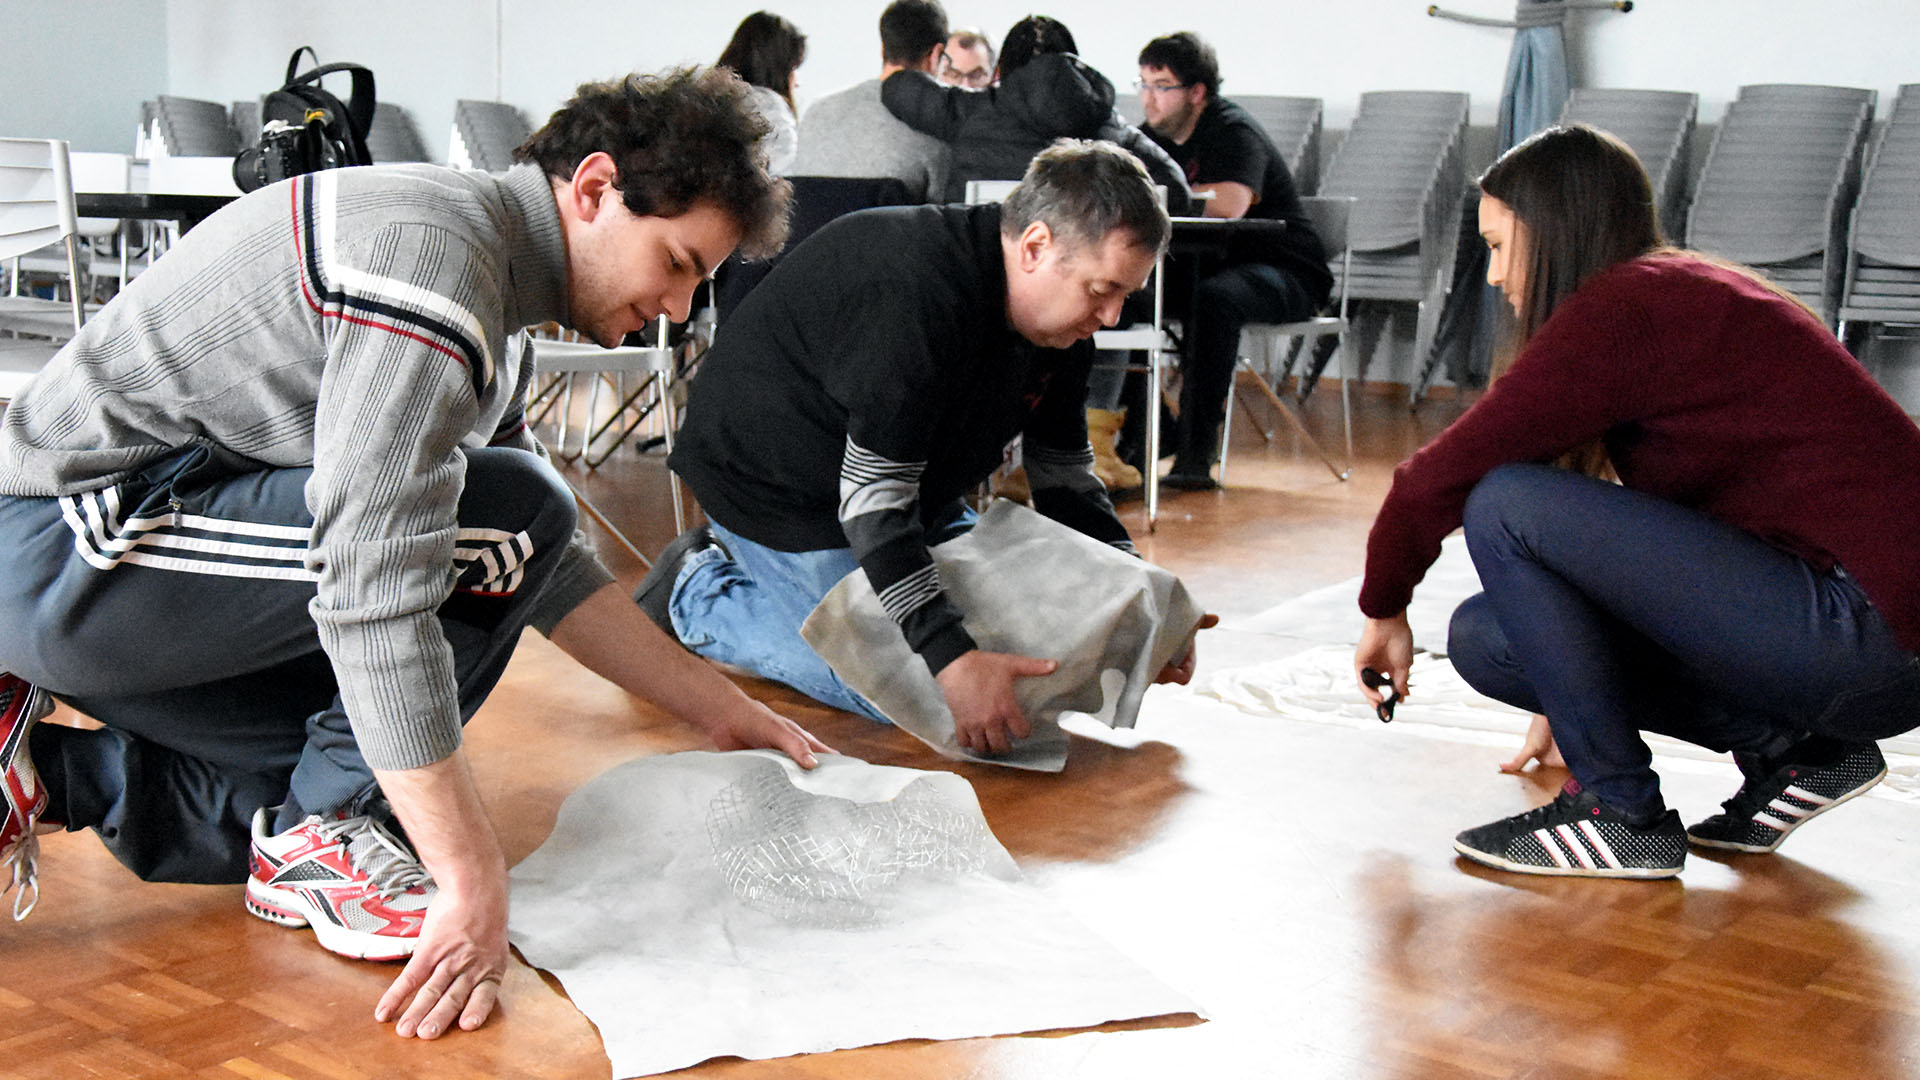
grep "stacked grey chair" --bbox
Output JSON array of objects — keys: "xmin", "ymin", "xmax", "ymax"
[
  {"xmin": 366, "ymin": 104, "xmax": 431, "ymax": 164},
  {"xmin": 230, "ymin": 99, "xmax": 263, "ymax": 150},
  {"xmin": 152, "ymin": 95, "xmax": 238, "ymax": 158},
  {"xmin": 1318, "ymin": 90, "xmax": 1470, "ymax": 404},
  {"xmin": 1686, "ymin": 83, "xmax": 1875, "ymax": 327},
  {"xmin": 1234, "ymin": 94, "xmax": 1323, "ymax": 194},
  {"xmin": 450, "ymin": 100, "xmax": 533, "ymax": 172},
  {"xmin": 1838, "ymin": 84, "xmax": 1920, "ymax": 347},
  {"xmin": 1559, "ymin": 88, "xmax": 1698, "ymax": 238}
]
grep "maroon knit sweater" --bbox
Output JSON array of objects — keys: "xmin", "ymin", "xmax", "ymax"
[{"xmin": 1360, "ymin": 253, "xmax": 1920, "ymax": 655}]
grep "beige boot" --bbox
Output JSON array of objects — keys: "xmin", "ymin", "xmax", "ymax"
[
  {"xmin": 1086, "ymin": 408, "xmax": 1143, "ymax": 491},
  {"xmin": 993, "ymin": 465, "xmax": 1031, "ymax": 504}
]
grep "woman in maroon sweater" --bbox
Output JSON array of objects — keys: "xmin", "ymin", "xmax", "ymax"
[{"xmin": 1354, "ymin": 125, "xmax": 1920, "ymax": 879}]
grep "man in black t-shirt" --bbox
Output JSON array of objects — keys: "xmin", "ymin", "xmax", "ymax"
[
  {"xmin": 1136, "ymin": 31, "xmax": 1333, "ymax": 489},
  {"xmin": 644, "ymin": 141, "xmax": 1209, "ymax": 757}
]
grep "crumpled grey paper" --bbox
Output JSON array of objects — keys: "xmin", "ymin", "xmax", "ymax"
[
  {"xmin": 508, "ymin": 751, "xmax": 1200, "ymax": 1078},
  {"xmin": 801, "ymin": 499, "xmax": 1205, "ymax": 771}
]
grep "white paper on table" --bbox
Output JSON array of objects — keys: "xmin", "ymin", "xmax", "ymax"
[
  {"xmin": 508, "ymin": 750, "xmax": 1201, "ymax": 1078},
  {"xmin": 802, "ymin": 499, "xmax": 1205, "ymax": 772}
]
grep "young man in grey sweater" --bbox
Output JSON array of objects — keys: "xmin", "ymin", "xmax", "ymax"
[{"xmin": 0, "ymin": 67, "xmax": 826, "ymax": 1039}]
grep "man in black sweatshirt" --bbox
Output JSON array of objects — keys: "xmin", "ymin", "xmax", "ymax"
[{"xmin": 651, "ymin": 140, "xmax": 1194, "ymax": 756}]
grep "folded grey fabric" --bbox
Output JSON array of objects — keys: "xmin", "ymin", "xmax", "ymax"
[{"xmin": 802, "ymin": 499, "xmax": 1204, "ymax": 771}]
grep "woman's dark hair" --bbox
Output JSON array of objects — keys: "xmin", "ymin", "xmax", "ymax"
[
  {"xmin": 997, "ymin": 15, "xmax": 1077, "ymax": 78},
  {"xmin": 515, "ymin": 67, "xmax": 791, "ymax": 260},
  {"xmin": 716, "ymin": 11, "xmax": 808, "ymax": 111},
  {"xmin": 1137, "ymin": 31, "xmax": 1220, "ymax": 98},
  {"xmin": 1478, "ymin": 124, "xmax": 1664, "ymax": 354}
]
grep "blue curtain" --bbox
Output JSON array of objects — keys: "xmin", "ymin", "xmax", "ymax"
[
  {"xmin": 1498, "ymin": 9, "xmax": 1572, "ymax": 151},
  {"xmin": 1424, "ymin": 0, "xmax": 1572, "ymax": 393}
]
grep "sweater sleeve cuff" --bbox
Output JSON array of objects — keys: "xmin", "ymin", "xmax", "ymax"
[
  {"xmin": 916, "ymin": 622, "xmax": 977, "ymax": 677},
  {"xmin": 528, "ymin": 531, "xmax": 617, "ymax": 637}
]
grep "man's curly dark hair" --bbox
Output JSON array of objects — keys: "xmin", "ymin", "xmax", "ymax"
[{"xmin": 515, "ymin": 66, "xmax": 791, "ymax": 260}]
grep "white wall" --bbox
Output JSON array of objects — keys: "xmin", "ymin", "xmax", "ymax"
[
  {"xmin": 0, "ymin": 0, "xmax": 168, "ymax": 152},
  {"xmin": 143, "ymin": 1, "xmax": 1918, "ymax": 167},
  {"xmin": 7, "ymin": 1, "xmax": 1917, "ymax": 397}
]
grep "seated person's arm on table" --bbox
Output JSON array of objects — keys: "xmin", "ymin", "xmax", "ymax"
[{"xmin": 1196, "ymin": 180, "xmax": 1255, "ymax": 219}]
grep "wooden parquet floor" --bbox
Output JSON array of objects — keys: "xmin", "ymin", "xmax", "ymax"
[{"xmin": 7, "ymin": 387, "xmax": 1920, "ymax": 1079}]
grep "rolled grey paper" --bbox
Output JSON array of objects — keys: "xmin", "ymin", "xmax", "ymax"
[{"xmin": 802, "ymin": 499, "xmax": 1205, "ymax": 771}]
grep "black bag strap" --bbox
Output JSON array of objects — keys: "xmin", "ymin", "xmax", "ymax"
[
  {"xmin": 283, "ymin": 46, "xmax": 322, "ymax": 85},
  {"xmin": 280, "ymin": 46, "xmax": 376, "ymax": 165}
]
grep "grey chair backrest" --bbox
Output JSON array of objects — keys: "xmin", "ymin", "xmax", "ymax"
[
  {"xmin": 453, "ymin": 100, "xmax": 533, "ymax": 172},
  {"xmin": 154, "ymin": 95, "xmax": 238, "ymax": 158},
  {"xmin": 1839, "ymin": 84, "xmax": 1920, "ymax": 327},
  {"xmin": 230, "ymin": 99, "xmax": 263, "ymax": 150},
  {"xmin": 1850, "ymin": 83, "xmax": 1920, "ymax": 266},
  {"xmin": 1235, "ymin": 95, "xmax": 1323, "ymax": 194},
  {"xmin": 1560, "ymin": 88, "xmax": 1698, "ymax": 238},
  {"xmin": 1298, "ymin": 195, "xmax": 1354, "ymax": 312},
  {"xmin": 1321, "ymin": 91, "xmax": 1468, "ymax": 253},
  {"xmin": 1689, "ymin": 84, "xmax": 1876, "ymax": 324},
  {"xmin": 367, "ymin": 103, "xmax": 430, "ymax": 164},
  {"xmin": 1688, "ymin": 86, "xmax": 1874, "ymax": 266}
]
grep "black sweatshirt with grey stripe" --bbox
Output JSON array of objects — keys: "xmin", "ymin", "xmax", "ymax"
[{"xmin": 671, "ymin": 203, "xmax": 1132, "ymax": 675}]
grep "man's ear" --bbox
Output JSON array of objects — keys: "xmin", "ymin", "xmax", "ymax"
[
  {"xmin": 1017, "ymin": 220, "xmax": 1054, "ymax": 272},
  {"xmin": 922, "ymin": 42, "xmax": 945, "ymax": 73},
  {"xmin": 566, "ymin": 151, "xmax": 619, "ymax": 223}
]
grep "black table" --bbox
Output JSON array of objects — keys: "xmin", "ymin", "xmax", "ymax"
[
  {"xmin": 1118, "ymin": 216, "xmax": 1289, "ymax": 525},
  {"xmin": 75, "ymin": 191, "xmax": 235, "ymax": 233}
]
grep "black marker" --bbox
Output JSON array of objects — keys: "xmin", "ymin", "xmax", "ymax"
[{"xmin": 1360, "ymin": 666, "xmax": 1398, "ymax": 723}]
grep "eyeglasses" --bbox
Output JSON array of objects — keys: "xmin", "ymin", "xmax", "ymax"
[
  {"xmin": 940, "ymin": 55, "xmax": 993, "ymax": 88},
  {"xmin": 1132, "ymin": 78, "xmax": 1192, "ymax": 95}
]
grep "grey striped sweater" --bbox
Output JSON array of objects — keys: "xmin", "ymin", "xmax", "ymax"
[{"xmin": 0, "ymin": 162, "xmax": 613, "ymax": 771}]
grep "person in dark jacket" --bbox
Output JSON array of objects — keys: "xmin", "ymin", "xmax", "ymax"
[{"xmin": 881, "ymin": 15, "xmax": 1192, "ymax": 213}]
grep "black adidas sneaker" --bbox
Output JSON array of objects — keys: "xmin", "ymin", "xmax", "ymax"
[
  {"xmin": 1455, "ymin": 783, "xmax": 1686, "ymax": 879},
  {"xmin": 1687, "ymin": 741, "xmax": 1886, "ymax": 853}
]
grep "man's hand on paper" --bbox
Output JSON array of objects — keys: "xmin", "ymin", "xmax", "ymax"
[
  {"xmin": 937, "ymin": 648, "xmax": 1057, "ymax": 754},
  {"xmin": 1153, "ymin": 613, "xmax": 1220, "ymax": 685}
]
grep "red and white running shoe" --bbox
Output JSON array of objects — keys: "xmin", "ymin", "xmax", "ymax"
[
  {"xmin": 245, "ymin": 805, "xmax": 435, "ymax": 961},
  {"xmin": 1, "ymin": 672, "xmax": 51, "ymax": 921}
]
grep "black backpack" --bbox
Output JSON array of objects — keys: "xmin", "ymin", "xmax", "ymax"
[{"xmin": 233, "ymin": 46, "xmax": 376, "ymax": 193}]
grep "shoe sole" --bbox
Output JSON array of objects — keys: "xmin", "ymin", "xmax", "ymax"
[
  {"xmin": 1687, "ymin": 765, "xmax": 1888, "ymax": 853},
  {"xmin": 1453, "ymin": 840, "xmax": 1683, "ymax": 880},
  {"xmin": 633, "ymin": 528, "xmax": 716, "ymax": 635},
  {"xmin": 245, "ymin": 879, "xmax": 418, "ymax": 962}
]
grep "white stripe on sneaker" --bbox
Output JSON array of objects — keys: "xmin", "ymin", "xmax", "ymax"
[
  {"xmin": 1578, "ymin": 820, "xmax": 1624, "ymax": 869},
  {"xmin": 1782, "ymin": 785, "xmax": 1833, "ymax": 806},
  {"xmin": 1534, "ymin": 827, "xmax": 1573, "ymax": 869},
  {"xmin": 1554, "ymin": 824, "xmax": 1598, "ymax": 870}
]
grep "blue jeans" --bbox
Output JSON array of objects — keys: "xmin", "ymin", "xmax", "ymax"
[
  {"xmin": 1448, "ymin": 464, "xmax": 1920, "ymax": 818},
  {"xmin": 671, "ymin": 522, "xmax": 887, "ymax": 720}
]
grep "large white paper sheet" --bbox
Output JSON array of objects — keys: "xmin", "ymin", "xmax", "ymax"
[{"xmin": 509, "ymin": 751, "xmax": 1200, "ymax": 1078}]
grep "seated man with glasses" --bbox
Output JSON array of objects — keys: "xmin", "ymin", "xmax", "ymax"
[
  {"xmin": 1134, "ymin": 31, "xmax": 1332, "ymax": 490},
  {"xmin": 940, "ymin": 27, "xmax": 995, "ymax": 87}
]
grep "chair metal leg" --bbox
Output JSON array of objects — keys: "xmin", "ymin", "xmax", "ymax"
[{"xmin": 565, "ymin": 480, "xmax": 652, "ymax": 570}]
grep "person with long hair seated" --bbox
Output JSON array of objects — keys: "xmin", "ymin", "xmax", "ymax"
[
  {"xmin": 718, "ymin": 11, "xmax": 807, "ymax": 175},
  {"xmin": 1353, "ymin": 124, "xmax": 1920, "ymax": 879}
]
